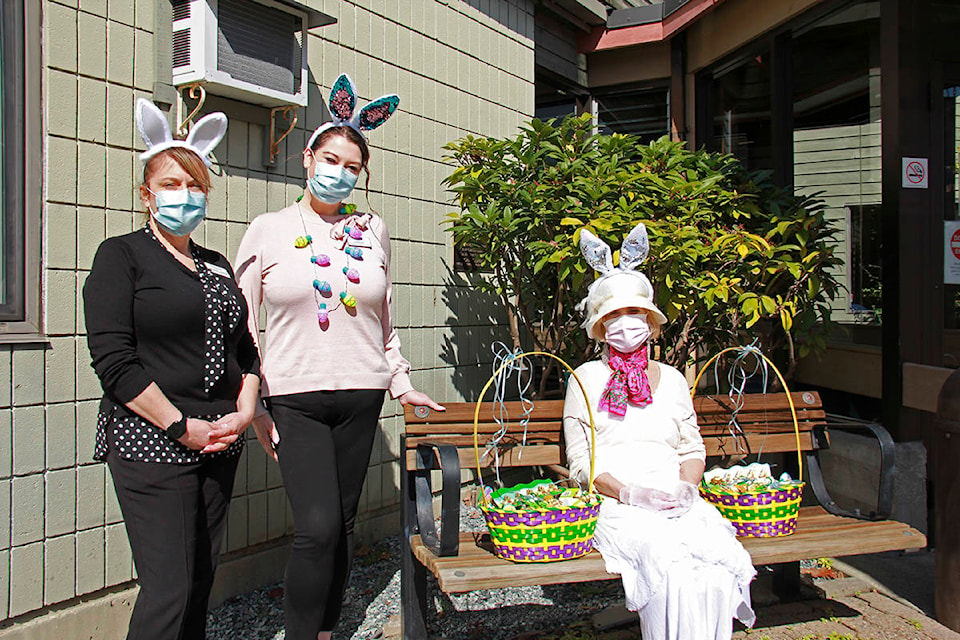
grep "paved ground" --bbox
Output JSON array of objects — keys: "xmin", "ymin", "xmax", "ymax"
[{"xmin": 520, "ymin": 550, "xmax": 960, "ymax": 640}]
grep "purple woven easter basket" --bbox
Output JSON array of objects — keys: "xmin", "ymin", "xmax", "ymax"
[
  {"xmin": 474, "ymin": 352, "xmax": 602, "ymax": 563},
  {"xmin": 692, "ymin": 347, "xmax": 807, "ymax": 538}
]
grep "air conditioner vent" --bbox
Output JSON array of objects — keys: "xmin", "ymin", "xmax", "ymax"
[
  {"xmin": 172, "ymin": 29, "xmax": 191, "ymax": 68},
  {"xmin": 171, "ymin": 0, "xmax": 190, "ymax": 21},
  {"xmin": 171, "ymin": 0, "xmax": 313, "ymax": 107},
  {"xmin": 217, "ymin": 0, "xmax": 303, "ymax": 96}
]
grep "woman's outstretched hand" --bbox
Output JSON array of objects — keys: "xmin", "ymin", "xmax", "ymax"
[
  {"xmin": 398, "ymin": 390, "xmax": 445, "ymax": 412},
  {"xmin": 251, "ymin": 413, "xmax": 280, "ymax": 461}
]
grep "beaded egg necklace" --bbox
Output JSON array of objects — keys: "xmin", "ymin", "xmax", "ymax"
[{"xmin": 295, "ymin": 201, "xmax": 369, "ymax": 327}]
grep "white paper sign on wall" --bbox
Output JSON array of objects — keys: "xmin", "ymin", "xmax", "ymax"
[{"xmin": 902, "ymin": 157, "xmax": 929, "ymax": 189}]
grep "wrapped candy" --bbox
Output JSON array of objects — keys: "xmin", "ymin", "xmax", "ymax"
[{"xmin": 702, "ymin": 463, "xmax": 802, "ymax": 495}]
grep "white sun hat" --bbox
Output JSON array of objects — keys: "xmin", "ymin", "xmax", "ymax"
[{"xmin": 578, "ymin": 224, "xmax": 667, "ymax": 341}]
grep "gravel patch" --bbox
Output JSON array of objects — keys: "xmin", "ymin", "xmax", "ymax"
[{"xmin": 206, "ymin": 503, "xmax": 626, "ymax": 639}]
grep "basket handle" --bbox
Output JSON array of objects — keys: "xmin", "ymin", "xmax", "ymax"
[
  {"xmin": 691, "ymin": 347, "xmax": 804, "ymax": 482},
  {"xmin": 473, "ymin": 351, "xmax": 596, "ymax": 508}
]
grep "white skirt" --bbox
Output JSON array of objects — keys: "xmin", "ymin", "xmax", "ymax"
[{"xmin": 593, "ymin": 498, "xmax": 757, "ymax": 640}]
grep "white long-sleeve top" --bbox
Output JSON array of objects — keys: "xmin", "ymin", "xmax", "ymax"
[
  {"xmin": 562, "ymin": 358, "xmax": 705, "ymax": 493},
  {"xmin": 235, "ymin": 203, "xmax": 413, "ymax": 399}
]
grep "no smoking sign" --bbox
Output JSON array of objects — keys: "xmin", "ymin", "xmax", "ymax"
[
  {"xmin": 902, "ymin": 157, "xmax": 929, "ymax": 189},
  {"xmin": 945, "ymin": 221, "xmax": 960, "ymax": 284}
]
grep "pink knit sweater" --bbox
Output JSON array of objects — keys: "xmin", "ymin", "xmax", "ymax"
[{"xmin": 235, "ymin": 202, "xmax": 414, "ymax": 399}]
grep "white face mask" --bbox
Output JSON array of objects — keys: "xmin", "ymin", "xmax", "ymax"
[{"xmin": 603, "ymin": 314, "xmax": 651, "ymax": 353}]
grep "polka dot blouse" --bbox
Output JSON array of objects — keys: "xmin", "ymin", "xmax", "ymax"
[{"xmin": 84, "ymin": 227, "xmax": 260, "ymax": 464}]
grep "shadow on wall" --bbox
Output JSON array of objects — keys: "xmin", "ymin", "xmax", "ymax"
[
  {"xmin": 461, "ymin": 0, "xmax": 533, "ymax": 36},
  {"xmin": 438, "ymin": 261, "xmax": 516, "ymax": 401}
]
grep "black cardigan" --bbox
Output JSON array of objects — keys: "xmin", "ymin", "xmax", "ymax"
[{"xmin": 83, "ymin": 228, "xmax": 260, "ymax": 419}]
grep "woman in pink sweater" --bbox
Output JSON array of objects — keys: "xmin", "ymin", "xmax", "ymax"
[{"xmin": 235, "ymin": 74, "xmax": 442, "ymax": 640}]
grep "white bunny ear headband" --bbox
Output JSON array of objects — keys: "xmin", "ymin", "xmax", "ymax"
[
  {"xmin": 306, "ymin": 73, "xmax": 400, "ymax": 149},
  {"xmin": 136, "ymin": 98, "xmax": 227, "ymax": 167}
]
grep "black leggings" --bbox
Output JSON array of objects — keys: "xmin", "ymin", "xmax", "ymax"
[{"xmin": 269, "ymin": 389, "xmax": 385, "ymax": 639}]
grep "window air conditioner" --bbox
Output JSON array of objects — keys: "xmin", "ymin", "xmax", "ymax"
[{"xmin": 171, "ymin": 0, "xmax": 309, "ymax": 107}]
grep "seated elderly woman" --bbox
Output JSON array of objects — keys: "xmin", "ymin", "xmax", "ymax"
[{"xmin": 562, "ymin": 224, "xmax": 756, "ymax": 640}]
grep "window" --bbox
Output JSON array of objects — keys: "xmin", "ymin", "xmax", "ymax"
[
  {"xmin": 0, "ymin": 0, "xmax": 41, "ymax": 337},
  {"xmin": 849, "ymin": 204, "xmax": 882, "ymax": 323},
  {"xmin": 704, "ymin": 52, "xmax": 773, "ymax": 172},
  {"xmin": 594, "ymin": 84, "xmax": 669, "ymax": 143}
]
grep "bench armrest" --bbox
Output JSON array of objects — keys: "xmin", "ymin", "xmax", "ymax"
[
  {"xmin": 805, "ymin": 416, "xmax": 895, "ymax": 521},
  {"xmin": 412, "ymin": 442, "xmax": 461, "ymax": 557}
]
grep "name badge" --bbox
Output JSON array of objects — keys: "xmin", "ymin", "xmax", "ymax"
[
  {"xmin": 205, "ymin": 263, "xmax": 232, "ymax": 279},
  {"xmin": 348, "ymin": 236, "xmax": 373, "ymax": 249}
]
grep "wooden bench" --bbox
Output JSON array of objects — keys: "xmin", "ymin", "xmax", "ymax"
[{"xmin": 399, "ymin": 391, "xmax": 927, "ymax": 639}]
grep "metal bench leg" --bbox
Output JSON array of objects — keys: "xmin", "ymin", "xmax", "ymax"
[
  {"xmin": 400, "ymin": 538, "xmax": 429, "ymax": 639},
  {"xmin": 772, "ymin": 561, "xmax": 802, "ymax": 602},
  {"xmin": 400, "ymin": 436, "xmax": 430, "ymax": 639}
]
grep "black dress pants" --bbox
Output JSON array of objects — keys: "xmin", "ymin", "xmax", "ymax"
[
  {"xmin": 268, "ymin": 388, "xmax": 385, "ymax": 640},
  {"xmin": 106, "ymin": 448, "xmax": 239, "ymax": 640}
]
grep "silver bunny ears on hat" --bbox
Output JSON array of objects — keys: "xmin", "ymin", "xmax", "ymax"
[
  {"xmin": 306, "ymin": 73, "xmax": 400, "ymax": 149},
  {"xmin": 136, "ymin": 98, "xmax": 227, "ymax": 167},
  {"xmin": 579, "ymin": 223, "xmax": 650, "ymax": 275}
]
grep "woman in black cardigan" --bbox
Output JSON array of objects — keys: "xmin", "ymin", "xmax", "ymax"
[{"xmin": 82, "ymin": 100, "xmax": 260, "ymax": 640}]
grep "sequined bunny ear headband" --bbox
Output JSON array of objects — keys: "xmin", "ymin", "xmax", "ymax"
[
  {"xmin": 576, "ymin": 223, "xmax": 668, "ymax": 337},
  {"xmin": 306, "ymin": 73, "xmax": 400, "ymax": 149},
  {"xmin": 579, "ymin": 223, "xmax": 651, "ymax": 276},
  {"xmin": 136, "ymin": 98, "xmax": 227, "ymax": 167}
]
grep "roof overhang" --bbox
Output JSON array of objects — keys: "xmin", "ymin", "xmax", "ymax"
[{"xmin": 579, "ymin": 0, "xmax": 724, "ymax": 52}]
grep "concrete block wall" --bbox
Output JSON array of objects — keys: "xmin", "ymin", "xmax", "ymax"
[{"xmin": 3, "ymin": 0, "xmax": 534, "ymax": 630}]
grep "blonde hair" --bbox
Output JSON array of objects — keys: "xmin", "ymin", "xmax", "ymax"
[{"xmin": 141, "ymin": 147, "xmax": 212, "ymax": 193}]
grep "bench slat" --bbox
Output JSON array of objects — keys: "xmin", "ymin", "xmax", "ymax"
[
  {"xmin": 404, "ymin": 431, "xmax": 823, "ymax": 470},
  {"xmin": 404, "ymin": 421, "xmax": 565, "ymax": 435},
  {"xmin": 405, "ymin": 445, "xmax": 563, "ymax": 470},
  {"xmin": 404, "ymin": 401, "xmax": 566, "ymax": 424},
  {"xmin": 407, "ymin": 419, "xmax": 821, "ymax": 438},
  {"xmin": 410, "ymin": 506, "xmax": 926, "ymax": 593}
]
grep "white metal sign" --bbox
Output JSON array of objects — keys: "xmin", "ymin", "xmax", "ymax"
[
  {"xmin": 902, "ymin": 157, "xmax": 928, "ymax": 189},
  {"xmin": 945, "ymin": 221, "xmax": 960, "ymax": 284}
]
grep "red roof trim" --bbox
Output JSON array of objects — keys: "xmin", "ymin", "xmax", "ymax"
[{"xmin": 578, "ymin": 0, "xmax": 724, "ymax": 53}]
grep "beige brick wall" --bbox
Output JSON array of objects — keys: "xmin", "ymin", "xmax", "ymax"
[{"xmin": 3, "ymin": 0, "xmax": 534, "ymax": 626}]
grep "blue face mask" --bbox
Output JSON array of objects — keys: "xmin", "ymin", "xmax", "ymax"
[
  {"xmin": 149, "ymin": 188, "xmax": 207, "ymax": 236},
  {"xmin": 307, "ymin": 159, "xmax": 359, "ymax": 205}
]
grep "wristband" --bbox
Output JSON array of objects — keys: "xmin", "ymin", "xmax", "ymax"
[{"xmin": 166, "ymin": 416, "xmax": 187, "ymax": 440}]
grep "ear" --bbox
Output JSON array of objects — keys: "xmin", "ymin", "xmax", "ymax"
[
  {"xmin": 356, "ymin": 94, "xmax": 400, "ymax": 131},
  {"xmin": 185, "ymin": 111, "xmax": 227, "ymax": 161},
  {"xmin": 328, "ymin": 74, "xmax": 357, "ymax": 122},
  {"xmin": 618, "ymin": 223, "xmax": 650, "ymax": 271},
  {"xmin": 136, "ymin": 98, "xmax": 173, "ymax": 149},
  {"xmin": 579, "ymin": 228, "xmax": 615, "ymax": 274}
]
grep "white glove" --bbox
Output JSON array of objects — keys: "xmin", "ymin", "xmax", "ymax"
[
  {"xmin": 661, "ymin": 481, "xmax": 698, "ymax": 518},
  {"xmin": 618, "ymin": 484, "xmax": 682, "ymax": 511}
]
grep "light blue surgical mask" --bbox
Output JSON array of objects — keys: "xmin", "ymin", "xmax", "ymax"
[
  {"xmin": 148, "ymin": 188, "xmax": 207, "ymax": 236},
  {"xmin": 307, "ymin": 159, "xmax": 359, "ymax": 205}
]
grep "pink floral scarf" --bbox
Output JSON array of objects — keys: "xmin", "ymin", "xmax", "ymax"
[{"xmin": 598, "ymin": 345, "xmax": 653, "ymax": 417}]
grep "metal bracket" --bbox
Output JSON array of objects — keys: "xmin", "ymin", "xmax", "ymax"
[
  {"xmin": 414, "ymin": 442, "xmax": 461, "ymax": 557},
  {"xmin": 807, "ymin": 416, "xmax": 896, "ymax": 521},
  {"xmin": 176, "ymin": 83, "xmax": 206, "ymax": 137},
  {"xmin": 265, "ymin": 105, "xmax": 298, "ymax": 168}
]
